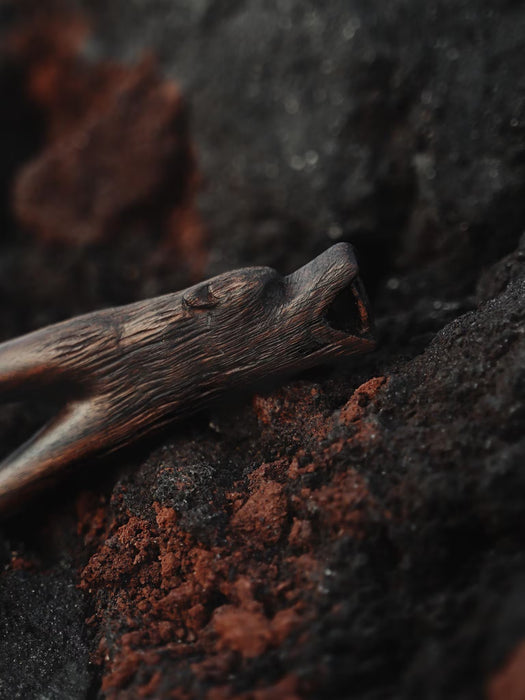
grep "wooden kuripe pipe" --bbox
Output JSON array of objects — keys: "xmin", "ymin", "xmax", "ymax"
[{"xmin": 0, "ymin": 243, "xmax": 375, "ymax": 515}]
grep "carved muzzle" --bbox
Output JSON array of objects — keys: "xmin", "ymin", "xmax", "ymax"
[{"xmin": 285, "ymin": 242, "xmax": 375, "ymax": 353}]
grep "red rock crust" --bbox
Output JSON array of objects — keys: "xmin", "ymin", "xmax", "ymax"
[{"xmin": 78, "ymin": 378, "xmax": 386, "ymax": 698}]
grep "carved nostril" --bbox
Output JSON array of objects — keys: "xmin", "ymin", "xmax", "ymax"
[{"xmin": 324, "ymin": 278, "xmax": 370, "ymax": 335}]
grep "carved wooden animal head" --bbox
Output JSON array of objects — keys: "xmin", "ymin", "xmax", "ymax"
[
  {"xmin": 180, "ymin": 242, "xmax": 374, "ymax": 372},
  {"xmin": 0, "ymin": 242, "xmax": 374, "ymax": 515}
]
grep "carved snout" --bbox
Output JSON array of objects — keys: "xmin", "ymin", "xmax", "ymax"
[{"xmin": 285, "ymin": 242, "xmax": 375, "ymax": 350}]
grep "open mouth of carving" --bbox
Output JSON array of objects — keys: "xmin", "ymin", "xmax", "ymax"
[{"xmin": 324, "ymin": 276, "xmax": 372, "ymax": 337}]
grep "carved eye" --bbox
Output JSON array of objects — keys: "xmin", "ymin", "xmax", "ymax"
[{"xmin": 182, "ymin": 284, "xmax": 220, "ymax": 310}]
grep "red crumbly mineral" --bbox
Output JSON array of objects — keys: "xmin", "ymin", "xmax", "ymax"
[
  {"xmin": 77, "ymin": 378, "xmax": 387, "ymax": 697},
  {"xmin": 9, "ymin": 12, "xmax": 206, "ymax": 274}
]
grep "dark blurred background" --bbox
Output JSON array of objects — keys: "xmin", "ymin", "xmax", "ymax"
[{"xmin": 0, "ymin": 2, "xmax": 524, "ymax": 699}]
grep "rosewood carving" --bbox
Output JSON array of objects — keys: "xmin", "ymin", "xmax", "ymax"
[{"xmin": 0, "ymin": 243, "xmax": 375, "ymax": 515}]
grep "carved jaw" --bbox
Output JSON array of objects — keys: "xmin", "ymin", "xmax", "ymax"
[{"xmin": 285, "ymin": 242, "xmax": 376, "ymax": 358}]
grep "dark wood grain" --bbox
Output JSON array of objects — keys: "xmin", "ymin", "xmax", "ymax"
[{"xmin": 0, "ymin": 243, "xmax": 375, "ymax": 515}]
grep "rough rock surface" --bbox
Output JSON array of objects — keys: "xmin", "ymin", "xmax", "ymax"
[{"xmin": 0, "ymin": 1, "xmax": 524, "ymax": 699}]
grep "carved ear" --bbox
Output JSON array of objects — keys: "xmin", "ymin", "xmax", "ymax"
[{"xmin": 182, "ymin": 284, "xmax": 220, "ymax": 310}]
